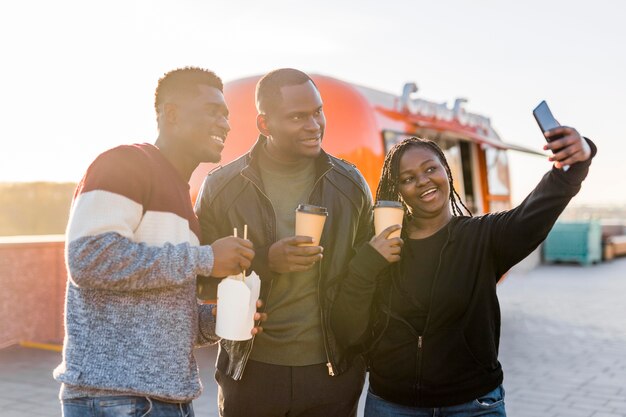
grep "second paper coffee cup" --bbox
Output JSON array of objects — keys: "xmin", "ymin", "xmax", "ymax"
[
  {"xmin": 295, "ymin": 204, "xmax": 328, "ymax": 246},
  {"xmin": 374, "ymin": 200, "xmax": 404, "ymax": 238}
]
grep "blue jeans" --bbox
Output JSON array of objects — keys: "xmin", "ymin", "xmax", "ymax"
[
  {"xmin": 62, "ymin": 396, "xmax": 194, "ymax": 417},
  {"xmin": 364, "ymin": 385, "xmax": 506, "ymax": 417}
]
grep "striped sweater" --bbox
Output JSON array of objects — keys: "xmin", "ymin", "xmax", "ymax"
[{"xmin": 53, "ymin": 143, "xmax": 218, "ymax": 402}]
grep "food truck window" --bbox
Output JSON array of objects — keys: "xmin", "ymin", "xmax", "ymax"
[
  {"xmin": 383, "ymin": 130, "xmax": 411, "ymax": 151},
  {"xmin": 438, "ymin": 140, "xmax": 465, "ymax": 207},
  {"xmin": 460, "ymin": 142, "xmax": 477, "ymax": 213},
  {"xmin": 485, "ymin": 148, "xmax": 510, "ymax": 196}
]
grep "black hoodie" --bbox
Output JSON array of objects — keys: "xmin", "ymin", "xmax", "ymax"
[{"xmin": 331, "ymin": 140, "xmax": 596, "ymax": 407}]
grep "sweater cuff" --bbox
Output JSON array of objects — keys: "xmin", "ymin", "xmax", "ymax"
[
  {"xmin": 349, "ymin": 242, "xmax": 390, "ymax": 282},
  {"xmin": 195, "ymin": 245, "xmax": 215, "ymax": 277},
  {"xmin": 198, "ymin": 303, "xmax": 219, "ymax": 345}
]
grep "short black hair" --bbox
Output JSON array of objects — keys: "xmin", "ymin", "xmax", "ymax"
[
  {"xmin": 154, "ymin": 67, "xmax": 223, "ymax": 114},
  {"xmin": 255, "ymin": 68, "xmax": 317, "ymax": 113}
]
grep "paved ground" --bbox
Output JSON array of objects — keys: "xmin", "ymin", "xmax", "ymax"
[
  {"xmin": 498, "ymin": 257, "xmax": 626, "ymax": 417},
  {"xmin": 1, "ymin": 257, "xmax": 625, "ymax": 416}
]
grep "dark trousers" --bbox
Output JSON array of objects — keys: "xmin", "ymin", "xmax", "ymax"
[{"xmin": 216, "ymin": 358, "xmax": 366, "ymax": 417}]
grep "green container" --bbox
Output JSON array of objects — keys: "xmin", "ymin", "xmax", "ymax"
[{"xmin": 543, "ymin": 221, "xmax": 601, "ymax": 265}]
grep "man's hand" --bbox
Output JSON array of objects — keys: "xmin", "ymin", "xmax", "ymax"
[
  {"xmin": 210, "ymin": 236, "xmax": 254, "ymax": 278},
  {"xmin": 268, "ymin": 236, "xmax": 323, "ymax": 273},
  {"xmin": 369, "ymin": 225, "xmax": 403, "ymax": 263},
  {"xmin": 544, "ymin": 126, "xmax": 592, "ymax": 169},
  {"xmin": 251, "ymin": 299, "xmax": 268, "ymax": 336},
  {"xmin": 212, "ymin": 299, "xmax": 268, "ymax": 336}
]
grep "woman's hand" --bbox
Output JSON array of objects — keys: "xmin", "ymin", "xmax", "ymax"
[
  {"xmin": 544, "ymin": 127, "xmax": 592, "ymax": 169},
  {"xmin": 369, "ymin": 225, "xmax": 404, "ymax": 263}
]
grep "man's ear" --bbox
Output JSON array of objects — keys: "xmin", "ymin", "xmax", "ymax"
[
  {"xmin": 164, "ymin": 102, "xmax": 178, "ymax": 125},
  {"xmin": 257, "ymin": 114, "xmax": 270, "ymax": 136}
]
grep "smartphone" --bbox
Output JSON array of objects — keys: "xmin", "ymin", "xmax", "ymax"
[{"xmin": 532, "ymin": 100, "xmax": 569, "ymax": 170}]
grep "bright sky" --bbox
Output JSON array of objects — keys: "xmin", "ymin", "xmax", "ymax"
[{"xmin": 1, "ymin": 0, "xmax": 624, "ymax": 206}]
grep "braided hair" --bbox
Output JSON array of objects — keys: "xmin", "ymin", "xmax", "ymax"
[{"xmin": 375, "ymin": 137, "xmax": 472, "ymax": 218}]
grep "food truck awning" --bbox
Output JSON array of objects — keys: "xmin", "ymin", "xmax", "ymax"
[
  {"xmin": 356, "ymin": 81, "xmax": 546, "ymax": 157},
  {"xmin": 375, "ymin": 107, "xmax": 546, "ymax": 157},
  {"xmin": 406, "ymin": 113, "xmax": 546, "ymax": 156}
]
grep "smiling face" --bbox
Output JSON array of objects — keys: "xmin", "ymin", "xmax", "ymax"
[
  {"xmin": 397, "ymin": 145, "xmax": 452, "ymax": 222},
  {"xmin": 260, "ymin": 80, "xmax": 325, "ymax": 163},
  {"xmin": 174, "ymin": 84, "xmax": 230, "ymax": 164}
]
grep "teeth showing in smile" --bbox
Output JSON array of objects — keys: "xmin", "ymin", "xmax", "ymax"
[
  {"xmin": 420, "ymin": 188, "xmax": 437, "ymax": 198},
  {"xmin": 211, "ymin": 135, "xmax": 224, "ymax": 145},
  {"xmin": 303, "ymin": 137, "xmax": 320, "ymax": 143}
]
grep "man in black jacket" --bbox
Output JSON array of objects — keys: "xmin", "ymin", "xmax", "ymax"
[{"xmin": 195, "ymin": 68, "xmax": 372, "ymax": 417}]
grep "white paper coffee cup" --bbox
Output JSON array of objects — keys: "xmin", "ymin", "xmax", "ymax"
[
  {"xmin": 374, "ymin": 200, "xmax": 404, "ymax": 239},
  {"xmin": 295, "ymin": 204, "xmax": 328, "ymax": 246}
]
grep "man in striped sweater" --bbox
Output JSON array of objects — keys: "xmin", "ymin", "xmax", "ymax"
[{"xmin": 54, "ymin": 67, "xmax": 260, "ymax": 417}]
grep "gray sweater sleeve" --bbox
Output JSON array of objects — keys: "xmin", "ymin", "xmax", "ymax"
[{"xmin": 67, "ymin": 232, "xmax": 215, "ymax": 291}]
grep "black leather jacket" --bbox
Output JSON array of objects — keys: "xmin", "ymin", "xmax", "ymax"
[{"xmin": 195, "ymin": 135, "xmax": 373, "ymax": 380}]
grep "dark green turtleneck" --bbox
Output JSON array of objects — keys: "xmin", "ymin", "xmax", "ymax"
[{"xmin": 250, "ymin": 144, "xmax": 327, "ymax": 366}]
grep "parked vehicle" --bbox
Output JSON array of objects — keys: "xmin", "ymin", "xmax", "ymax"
[{"xmin": 189, "ymin": 74, "xmax": 542, "ymax": 214}]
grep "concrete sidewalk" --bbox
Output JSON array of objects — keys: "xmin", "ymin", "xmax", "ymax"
[
  {"xmin": 1, "ymin": 257, "xmax": 625, "ymax": 416},
  {"xmin": 498, "ymin": 257, "xmax": 626, "ymax": 416}
]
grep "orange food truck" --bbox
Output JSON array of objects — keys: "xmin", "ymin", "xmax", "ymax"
[{"xmin": 189, "ymin": 74, "xmax": 542, "ymax": 215}]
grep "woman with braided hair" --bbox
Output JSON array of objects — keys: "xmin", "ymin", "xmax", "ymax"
[{"xmin": 332, "ymin": 130, "xmax": 595, "ymax": 416}]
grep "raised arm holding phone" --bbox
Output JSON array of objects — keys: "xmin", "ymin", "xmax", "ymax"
[{"xmin": 332, "ymin": 104, "xmax": 595, "ymax": 417}]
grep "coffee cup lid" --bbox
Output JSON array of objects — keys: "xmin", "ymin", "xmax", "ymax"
[
  {"xmin": 374, "ymin": 200, "xmax": 403, "ymax": 209},
  {"xmin": 296, "ymin": 204, "xmax": 328, "ymax": 215}
]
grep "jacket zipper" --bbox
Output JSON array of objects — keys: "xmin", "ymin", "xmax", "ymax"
[
  {"xmin": 316, "ymin": 260, "xmax": 335, "ymax": 376},
  {"xmin": 414, "ymin": 334, "xmax": 423, "ymax": 403},
  {"xmin": 232, "ymin": 170, "xmax": 278, "ymax": 380},
  {"xmin": 413, "ymin": 225, "xmax": 452, "ymax": 403},
  {"xmin": 310, "ymin": 166, "xmax": 336, "ymax": 376},
  {"xmin": 232, "ymin": 277, "xmax": 274, "ymax": 380}
]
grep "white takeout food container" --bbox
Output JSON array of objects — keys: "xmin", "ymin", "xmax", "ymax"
[{"xmin": 215, "ymin": 271, "xmax": 261, "ymax": 341}]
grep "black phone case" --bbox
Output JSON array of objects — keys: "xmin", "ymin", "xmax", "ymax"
[{"xmin": 533, "ymin": 100, "xmax": 563, "ymax": 142}]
